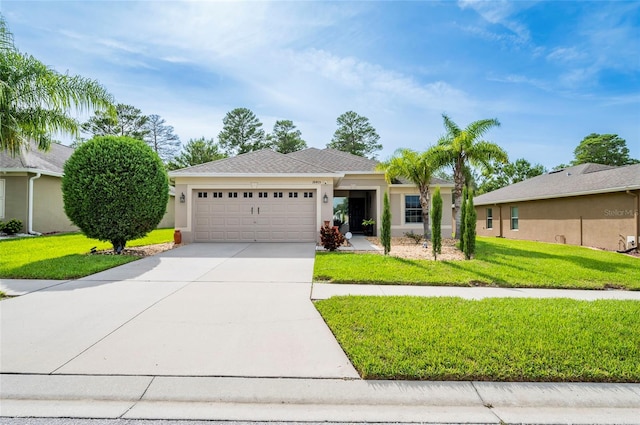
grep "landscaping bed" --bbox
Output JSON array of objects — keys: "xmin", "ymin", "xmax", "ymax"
[
  {"xmin": 315, "ymin": 237, "xmax": 640, "ymax": 290},
  {"xmin": 315, "ymin": 296, "xmax": 640, "ymax": 382},
  {"xmin": 366, "ymin": 237, "xmax": 465, "ymax": 260}
]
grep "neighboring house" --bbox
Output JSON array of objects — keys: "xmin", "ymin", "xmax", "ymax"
[
  {"xmin": 0, "ymin": 143, "xmax": 175, "ymax": 234},
  {"xmin": 474, "ymin": 163, "xmax": 640, "ymax": 251},
  {"xmin": 168, "ymin": 148, "xmax": 454, "ymax": 243}
]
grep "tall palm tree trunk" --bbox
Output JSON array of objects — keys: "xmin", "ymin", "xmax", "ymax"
[{"xmin": 419, "ymin": 185, "xmax": 431, "ymax": 240}]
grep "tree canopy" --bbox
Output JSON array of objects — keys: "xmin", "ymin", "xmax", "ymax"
[
  {"xmin": 81, "ymin": 103, "xmax": 148, "ymax": 140},
  {"xmin": 0, "ymin": 14, "xmax": 113, "ymax": 155},
  {"xmin": 430, "ymin": 113, "xmax": 507, "ymax": 239},
  {"xmin": 218, "ymin": 107, "xmax": 269, "ymax": 156},
  {"xmin": 478, "ymin": 158, "xmax": 546, "ymax": 194},
  {"xmin": 327, "ymin": 111, "xmax": 382, "ymax": 159},
  {"xmin": 269, "ymin": 119, "xmax": 307, "ymax": 154},
  {"xmin": 167, "ymin": 137, "xmax": 226, "ymax": 170},
  {"xmin": 572, "ymin": 133, "xmax": 639, "ymax": 166},
  {"xmin": 143, "ymin": 114, "xmax": 181, "ymax": 163}
]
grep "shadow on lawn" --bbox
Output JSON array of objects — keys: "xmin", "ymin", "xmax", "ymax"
[{"xmin": 4, "ymin": 254, "xmax": 136, "ymax": 280}]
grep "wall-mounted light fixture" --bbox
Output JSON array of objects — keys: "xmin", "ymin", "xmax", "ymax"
[
  {"xmin": 180, "ymin": 192, "xmax": 186, "ymax": 203},
  {"xmin": 323, "ymin": 193, "xmax": 329, "ymax": 203}
]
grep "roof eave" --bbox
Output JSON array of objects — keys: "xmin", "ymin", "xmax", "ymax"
[
  {"xmin": 169, "ymin": 172, "xmax": 343, "ymax": 178},
  {"xmin": 0, "ymin": 168, "xmax": 63, "ymax": 177}
]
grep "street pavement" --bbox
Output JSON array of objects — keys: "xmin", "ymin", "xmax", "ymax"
[{"xmin": 1, "ymin": 241, "xmax": 639, "ymax": 424}]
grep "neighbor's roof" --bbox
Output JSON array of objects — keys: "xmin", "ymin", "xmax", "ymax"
[
  {"xmin": 168, "ymin": 149, "xmax": 337, "ymax": 176},
  {"xmin": 0, "ymin": 142, "xmax": 74, "ymax": 177},
  {"xmin": 474, "ymin": 163, "xmax": 640, "ymax": 205}
]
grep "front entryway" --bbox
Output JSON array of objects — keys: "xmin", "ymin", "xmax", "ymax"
[{"xmin": 193, "ymin": 190, "xmax": 317, "ymax": 242}]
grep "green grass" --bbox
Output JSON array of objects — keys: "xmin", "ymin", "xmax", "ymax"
[
  {"xmin": 315, "ymin": 296, "xmax": 640, "ymax": 382},
  {"xmin": 315, "ymin": 237, "xmax": 640, "ymax": 290},
  {"xmin": 0, "ymin": 229, "xmax": 174, "ymax": 279}
]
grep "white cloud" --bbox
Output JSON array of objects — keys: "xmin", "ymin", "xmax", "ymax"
[{"xmin": 458, "ymin": 0, "xmax": 532, "ymax": 43}]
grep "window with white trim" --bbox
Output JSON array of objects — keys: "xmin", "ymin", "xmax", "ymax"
[
  {"xmin": 405, "ymin": 195, "xmax": 422, "ymax": 223},
  {"xmin": 510, "ymin": 207, "xmax": 519, "ymax": 230},
  {"xmin": 486, "ymin": 208, "xmax": 493, "ymax": 229}
]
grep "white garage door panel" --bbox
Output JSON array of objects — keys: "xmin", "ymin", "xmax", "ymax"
[{"xmin": 194, "ymin": 190, "xmax": 316, "ymax": 242}]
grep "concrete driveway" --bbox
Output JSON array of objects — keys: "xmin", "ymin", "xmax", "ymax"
[{"xmin": 0, "ymin": 243, "xmax": 358, "ymax": 379}]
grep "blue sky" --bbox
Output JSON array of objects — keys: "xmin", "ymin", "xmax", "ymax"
[{"xmin": 3, "ymin": 0, "xmax": 639, "ymax": 169}]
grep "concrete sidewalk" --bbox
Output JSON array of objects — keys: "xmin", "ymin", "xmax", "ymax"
[
  {"xmin": 2, "ymin": 374, "xmax": 639, "ymax": 423},
  {"xmin": 311, "ymin": 282, "xmax": 640, "ymax": 300}
]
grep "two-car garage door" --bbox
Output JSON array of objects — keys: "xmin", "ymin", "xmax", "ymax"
[{"xmin": 193, "ymin": 190, "xmax": 317, "ymax": 242}]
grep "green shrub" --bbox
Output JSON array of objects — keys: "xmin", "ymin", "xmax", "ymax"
[
  {"xmin": 403, "ymin": 231, "xmax": 423, "ymax": 244},
  {"xmin": 62, "ymin": 136, "xmax": 169, "ymax": 252},
  {"xmin": 464, "ymin": 190, "xmax": 476, "ymax": 259},
  {"xmin": 459, "ymin": 186, "xmax": 467, "ymax": 251},
  {"xmin": 380, "ymin": 191, "xmax": 391, "ymax": 255},
  {"xmin": 1, "ymin": 219, "xmax": 23, "ymax": 234},
  {"xmin": 431, "ymin": 186, "xmax": 442, "ymax": 259}
]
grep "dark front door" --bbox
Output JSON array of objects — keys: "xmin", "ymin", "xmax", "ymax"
[{"xmin": 349, "ymin": 198, "xmax": 365, "ymax": 233}]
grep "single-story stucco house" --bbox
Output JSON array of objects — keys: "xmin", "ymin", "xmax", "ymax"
[
  {"xmin": 0, "ymin": 142, "xmax": 175, "ymax": 234},
  {"xmin": 474, "ymin": 163, "xmax": 640, "ymax": 251},
  {"xmin": 168, "ymin": 148, "xmax": 454, "ymax": 243}
]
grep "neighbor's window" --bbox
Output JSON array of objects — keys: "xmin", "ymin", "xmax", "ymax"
[
  {"xmin": 510, "ymin": 206, "xmax": 519, "ymax": 230},
  {"xmin": 486, "ymin": 208, "xmax": 493, "ymax": 229},
  {"xmin": 405, "ymin": 195, "xmax": 422, "ymax": 223}
]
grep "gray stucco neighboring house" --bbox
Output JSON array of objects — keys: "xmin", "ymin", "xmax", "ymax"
[
  {"xmin": 0, "ymin": 143, "xmax": 175, "ymax": 234},
  {"xmin": 169, "ymin": 147, "xmax": 454, "ymax": 243}
]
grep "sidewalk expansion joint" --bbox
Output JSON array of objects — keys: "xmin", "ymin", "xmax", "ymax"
[{"xmin": 471, "ymin": 381, "xmax": 505, "ymax": 424}]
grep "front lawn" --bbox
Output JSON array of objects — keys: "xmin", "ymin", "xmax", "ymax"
[
  {"xmin": 315, "ymin": 296, "xmax": 640, "ymax": 382},
  {"xmin": 0, "ymin": 229, "xmax": 174, "ymax": 279},
  {"xmin": 314, "ymin": 237, "xmax": 640, "ymax": 290}
]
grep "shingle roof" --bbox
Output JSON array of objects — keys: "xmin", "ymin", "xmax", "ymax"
[
  {"xmin": 169, "ymin": 149, "xmax": 336, "ymax": 175},
  {"xmin": 287, "ymin": 148, "xmax": 379, "ymax": 172},
  {"xmin": 0, "ymin": 142, "xmax": 74, "ymax": 176},
  {"xmin": 474, "ymin": 163, "xmax": 640, "ymax": 205}
]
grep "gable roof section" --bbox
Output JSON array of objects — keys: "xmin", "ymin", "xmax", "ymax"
[
  {"xmin": 0, "ymin": 142, "xmax": 74, "ymax": 177},
  {"xmin": 287, "ymin": 148, "xmax": 379, "ymax": 172},
  {"xmin": 474, "ymin": 163, "xmax": 640, "ymax": 205},
  {"xmin": 169, "ymin": 149, "xmax": 336, "ymax": 176}
]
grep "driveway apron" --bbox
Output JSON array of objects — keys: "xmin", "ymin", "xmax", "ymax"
[{"xmin": 0, "ymin": 243, "xmax": 358, "ymax": 379}]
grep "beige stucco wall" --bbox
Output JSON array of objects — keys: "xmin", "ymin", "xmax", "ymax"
[
  {"xmin": 388, "ymin": 185, "xmax": 454, "ymax": 237},
  {"xmin": 156, "ymin": 195, "xmax": 175, "ymax": 229},
  {"xmin": 475, "ymin": 190, "xmax": 639, "ymax": 251},
  {"xmin": 1, "ymin": 175, "xmax": 29, "ymax": 230},
  {"xmin": 32, "ymin": 175, "xmax": 78, "ymax": 234}
]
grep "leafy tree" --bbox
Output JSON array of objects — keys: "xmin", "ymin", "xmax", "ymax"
[
  {"xmin": 572, "ymin": 133, "xmax": 639, "ymax": 166},
  {"xmin": 459, "ymin": 186, "xmax": 467, "ymax": 253},
  {"xmin": 377, "ymin": 148, "xmax": 438, "ymax": 239},
  {"xmin": 81, "ymin": 103, "xmax": 148, "ymax": 140},
  {"xmin": 327, "ymin": 111, "xmax": 382, "ymax": 159},
  {"xmin": 62, "ymin": 136, "xmax": 168, "ymax": 252},
  {"xmin": 478, "ymin": 158, "xmax": 546, "ymax": 194},
  {"xmin": 218, "ymin": 107, "xmax": 269, "ymax": 156},
  {"xmin": 431, "ymin": 186, "xmax": 442, "ymax": 260},
  {"xmin": 380, "ymin": 191, "xmax": 391, "ymax": 255},
  {"xmin": 463, "ymin": 189, "xmax": 477, "ymax": 260},
  {"xmin": 143, "ymin": 114, "xmax": 181, "ymax": 162},
  {"xmin": 431, "ymin": 114, "xmax": 507, "ymax": 239},
  {"xmin": 269, "ymin": 119, "xmax": 307, "ymax": 154},
  {"xmin": 167, "ymin": 137, "xmax": 226, "ymax": 170},
  {"xmin": 552, "ymin": 163, "xmax": 571, "ymax": 171},
  {"xmin": 0, "ymin": 15, "xmax": 113, "ymax": 155}
]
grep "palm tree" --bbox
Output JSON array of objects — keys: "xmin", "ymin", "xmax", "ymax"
[
  {"xmin": 377, "ymin": 148, "xmax": 438, "ymax": 239},
  {"xmin": 431, "ymin": 113, "xmax": 508, "ymax": 239},
  {"xmin": 0, "ymin": 15, "xmax": 113, "ymax": 155}
]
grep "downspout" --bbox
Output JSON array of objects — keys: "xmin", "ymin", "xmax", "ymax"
[{"xmin": 28, "ymin": 172, "xmax": 42, "ymax": 235}]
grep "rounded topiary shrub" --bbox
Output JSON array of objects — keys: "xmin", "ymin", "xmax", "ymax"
[{"xmin": 62, "ymin": 136, "xmax": 169, "ymax": 252}]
